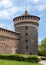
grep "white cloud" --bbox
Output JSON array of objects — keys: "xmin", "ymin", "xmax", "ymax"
[
  {"xmin": 0, "ymin": 23, "xmax": 5, "ymax": 28},
  {"xmin": 0, "ymin": 6, "xmax": 20, "ymax": 19},
  {"xmin": 38, "ymin": 38, "xmax": 42, "ymax": 44},
  {"xmin": 27, "ymin": 0, "xmax": 39, "ymax": 4},
  {"xmin": 27, "ymin": 0, "xmax": 46, "ymax": 4},
  {"xmin": 0, "ymin": 0, "xmax": 46, "ymax": 19},
  {"xmin": 38, "ymin": 37, "xmax": 45, "ymax": 44},
  {"xmin": 35, "ymin": 4, "xmax": 46, "ymax": 12},
  {"xmin": 0, "ymin": 0, "xmax": 19, "ymax": 19},
  {"xmin": 0, "ymin": 5, "xmax": 31, "ymax": 19},
  {"xmin": 0, "ymin": 0, "xmax": 13, "ymax": 8},
  {"xmin": 0, "ymin": 23, "xmax": 14, "ymax": 30},
  {"xmin": 26, "ymin": 0, "xmax": 46, "ymax": 12}
]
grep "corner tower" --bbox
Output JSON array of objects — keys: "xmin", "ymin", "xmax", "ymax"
[{"xmin": 13, "ymin": 10, "xmax": 40, "ymax": 55}]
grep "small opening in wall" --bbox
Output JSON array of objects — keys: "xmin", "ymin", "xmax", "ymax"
[
  {"xmin": 26, "ymin": 46, "xmax": 28, "ymax": 49},
  {"xmin": 26, "ymin": 33, "xmax": 28, "ymax": 36},
  {"xmin": 25, "ymin": 16, "xmax": 27, "ymax": 19},
  {"xmin": 18, "ymin": 38, "xmax": 20, "ymax": 40},
  {"xmin": 25, "ymin": 40, "xmax": 28, "ymax": 42},
  {"xmin": 30, "ymin": 52, "xmax": 32, "ymax": 55},
  {"xmin": 26, "ymin": 26, "xmax": 28, "ymax": 29},
  {"xmin": 4, "ymin": 43, "xmax": 5, "ymax": 44},
  {"xmin": 16, "ymin": 49, "xmax": 17, "ymax": 52}
]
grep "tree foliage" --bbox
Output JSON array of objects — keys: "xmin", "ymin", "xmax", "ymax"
[
  {"xmin": 38, "ymin": 38, "xmax": 46, "ymax": 56},
  {"xmin": 41, "ymin": 38, "xmax": 46, "ymax": 48}
]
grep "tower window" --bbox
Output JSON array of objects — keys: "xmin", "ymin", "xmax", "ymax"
[
  {"xmin": 26, "ymin": 26, "xmax": 28, "ymax": 29},
  {"xmin": 25, "ymin": 40, "xmax": 28, "ymax": 42},
  {"xmin": 16, "ymin": 49, "xmax": 17, "ymax": 52},
  {"xmin": 18, "ymin": 38, "xmax": 20, "ymax": 40},
  {"xmin": 26, "ymin": 46, "xmax": 28, "ymax": 49},
  {"xmin": 30, "ymin": 52, "xmax": 32, "ymax": 55},
  {"xmin": 26, "ymin": 33, "xmax": 28, "ymax": 36}
]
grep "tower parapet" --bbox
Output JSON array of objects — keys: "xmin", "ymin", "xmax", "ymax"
[{"xmin": 13, "ymin": 10, "xmax": 40, "ymax": 27}]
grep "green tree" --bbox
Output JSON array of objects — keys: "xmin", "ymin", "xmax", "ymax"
[
  {"xmin": 38, "ymin": 38, "xmax": 46, "ymax": 56},
  {"xmin": 41, "ymin": 38, "xmax": 46, "ymax": 48}
]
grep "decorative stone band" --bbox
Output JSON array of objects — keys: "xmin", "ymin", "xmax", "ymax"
[
  {"xmin": 14, "ymin": 22, "xmax": 39, "ymax": 28},
  {"xmin": 15, "ymin": 23, "xmax": 38, "ymax": 29}
]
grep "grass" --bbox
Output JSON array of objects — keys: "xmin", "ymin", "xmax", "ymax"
[{"xmin": 0, "ymin": 59, "xmax": 42, "ymax": 65}]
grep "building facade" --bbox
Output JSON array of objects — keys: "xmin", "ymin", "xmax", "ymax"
[
  {"xmin": 0, "ymin": 10, "xmax": 40, "ymax": 54},
  {"xmin": 0, "ymin": 28, "xmax": 19, "ymax": 54}
]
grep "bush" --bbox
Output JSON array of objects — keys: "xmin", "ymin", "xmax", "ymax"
[
  {"xmin": 38, "ymin": 48, "xmax": 46, "ymax": 57},
  {"xmin": 0, "ymin": 54, "xmax": 41, "ymax": 63},
  {"xmin": 27, "ymin": 55, "xmax": 41, "ymax": 63}
]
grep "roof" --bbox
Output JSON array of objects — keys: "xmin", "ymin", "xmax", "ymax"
[
  {"xmin": 13, "ymin": 10, "xmax": 40, "ymax": 21},
  {"xmin": 22, "ymin": 9, "xmax": 30, "ymax": 16}
]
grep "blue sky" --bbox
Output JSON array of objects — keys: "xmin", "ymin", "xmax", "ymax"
[{"xmin": 0, "ymin": 0, "xmax": 46, "ymax": 43}]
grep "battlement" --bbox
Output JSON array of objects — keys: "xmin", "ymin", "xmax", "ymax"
[
  {"xmin": 0, "ymin": 28, "xmax": 19, "ymax": 39},
  {"xmin": 13, "ymin": 15, "xmax": 40, "ymax": 21},
  {"xmin": 13, "ymin": 14, "xmax": 40, "ymax": 26}
]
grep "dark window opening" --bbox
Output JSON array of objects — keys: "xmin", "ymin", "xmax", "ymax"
[
  {"xmin": 26, "ymin": 33, "xmax": 28, "ymax": 36},
  {"xmin": 4, "ymin": 43, "xmax": 5, "ymax": 44},
  {"xmin": 26, "ymin": 26, "xmax": 28, "ymax": 29},
  {"xmin": 18, "ymin": 38, "xmax": 20, "ymax": 40},
  {"xmin": 22, "ymin": 17, "xmax": 24, "ymax": 19},
  {"xmin": 26, "ymin": 46, "xmax": 28, "ymax": 49},
  {"xmin": 25, "ymin": 40, "xmax": 28, "ymax": 42},
  {"xmin": 16, "ymin": 49, "xmax": 17, "ymax": 52},
  {"xmin": 30, "ymin": 52, "xmax": 32, "ymax": 55},
  {"xmin": 25, "ymin": 16, "xmax": 27, "ymax": 19}
]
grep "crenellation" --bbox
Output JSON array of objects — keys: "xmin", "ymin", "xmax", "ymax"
[
  {"xmin": 0, "ymin": 28, "xmax": 19, "ymax": 38},
  {"xmin": 14, "ymin": 16, "xmax": 39, "ymax": 25}
]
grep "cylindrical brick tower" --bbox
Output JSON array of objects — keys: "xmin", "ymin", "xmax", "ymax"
[{"xmin": 13, "ymin": 10, "xmax": 40, "ymax": 55}]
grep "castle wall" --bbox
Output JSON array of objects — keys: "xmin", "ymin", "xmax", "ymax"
[{"xmin": 0, "ymin": 28, "xmax": 19, "ymax": 54}]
